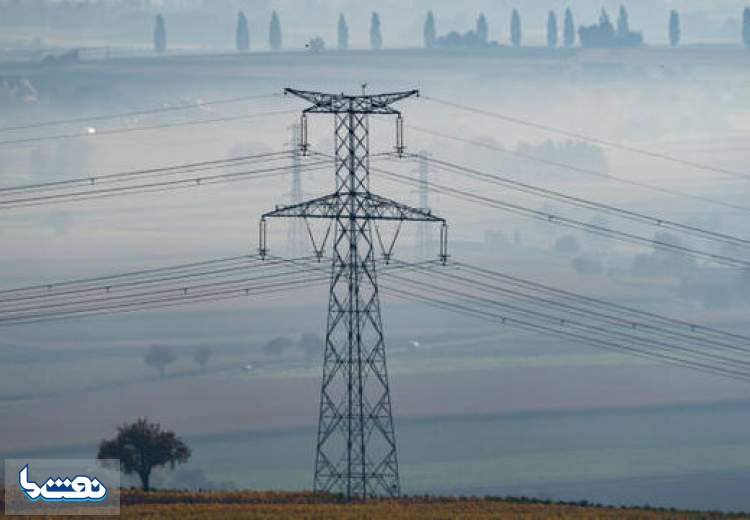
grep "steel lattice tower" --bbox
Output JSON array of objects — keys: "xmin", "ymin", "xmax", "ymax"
[
  {"xmin": 286, "ymin": 122, "xmax": 305, "ymax": 257},
  {"xmin": 259, "ymin": 88, "xmax": 448, "ymax": 500},
  {"xmin": 417, "ymin": 152, "xmax": 432, "ymax": 259}
]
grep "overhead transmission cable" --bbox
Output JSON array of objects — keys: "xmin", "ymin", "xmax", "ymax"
[
  {"xmin": 408, "ymin": 124, "xmax": 750, "ymax": 215},
  {"xmin": 0, "ymin": 158, "xmax": 330, "ymax": 209},
  {"xmin": 237, "ymin": 254, "xmax": 750, "ymax": 381},
  {"xmin": 371, "ymin": 164, "xmax": 750, "ymax": 269},
  {"xmin": 376, "ymin": 261, "xmax": 750, "ymax": 382},
  {"xmin": 422, "ymin": 96, "xmax": 750, "ymax": 182},
  {"xmin": 0, "ymin": 255, "xmax": 429, "ymax": 326},
  {"xmin": 450, "ymin": 261, "xmax": 750, "ymax": 346},
  {"xmin": 0, "ymin": 108, "xmax": 296, "ymax": 148},
  {"xmin": 0, "ymin": 264, "xmax": 320, "ymax": 318},
  {"xmin": 403, "ymin": 154, "xmax": 750, "ymax": 251},
  {"xmin": 0, "ymin": 150, "xmax": 294, "ymax": 195},
  {"xmin": 0, "ymin": 253, "xmax": 258, "ymax": 296},
  {"xmin": 0, "ymin": 256, "xmax": 284, "ymax": 306},
  {"xmin": 389, "ymin": 263, "xmax": 750, "ymax": 363},
  {"xmin": 3, "ymin": 251, "xmax": 750, "ymax": 382},
  {"xmin": 384, "ymin": 282, "xmax": 750, "ymax": 380},
  {"xmin": 381, "ymin": 283, "xmax": 750, "ymax": 383},
  {"xmin": 0, "ymin": 256, "xmax": 325, "ymax": 326},
  {"xmin": 0, "ymin": 93, "xmax": 280, "ymax": 133}
]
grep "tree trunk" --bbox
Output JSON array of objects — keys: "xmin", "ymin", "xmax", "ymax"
[{"xmin": 140, "ymin": 470, "xmax": 150, "ymax": 491}]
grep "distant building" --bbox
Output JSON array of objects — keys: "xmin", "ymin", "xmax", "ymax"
[
  {"xmin": 433, "ymin": 14, "xmax": 498, "ymax": 50},
  {"xmin": 578, "ymin": 8, "xmax": 643, "ymax": 48}
]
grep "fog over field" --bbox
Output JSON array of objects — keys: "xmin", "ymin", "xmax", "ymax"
[{"xmin": 1, "ymin": 0, "xmax": 750, "ymax": 513}]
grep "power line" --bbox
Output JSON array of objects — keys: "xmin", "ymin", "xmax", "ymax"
[
  {"xmin": 260, "ymin": 254, "xmax": 750, "ymax": 381},
  {"xmin": 397, "ymin": 262, "xmax": 749, "ymax": 354},
  {"xmin": 0, "ymin": 257, "xmax": 326, "ymax": 325},
  {"xmin": 372, "ymin": 165, "xmax": 750, "ymax": 270},
  {"xmin": 451, "ymin": 261, "xmax": 750, "ymax": 346},
  {"xmin": 0, "ymin": 277, "xmax": 326, "ymax": 327},
  {"xmin": 3, "ymin": 247, "xmax": 749, "ymax": 383},
  {"xmin": 389, "ymin": 285, "xmax": 750, "ymax": 380},
  {"xmin": 0, "ymin": 255, "xmax": 430, "ymax": 325},
  {"xmin": 423, "ymin": 96, "xmax": 750, "ymax": 182},
  {"xmin": 0, "ymin": 254, "xmax": 258, "ymax": 295},
  {"xmin": 381, "ymin": 283, "xmax": 750, "ymax": 383},
  {"xmin": 407, "ymin": 154, "xmax": 750, "ymax": 251},
  {"xmin": 0, "ymin": 109, "xmax": 296, "ymax": 148},
  {"xmin": 0, "ymin": 266, "xmax": 317, "ymax": 318},
  {"xmin": 0, "ymin": 257, "xmax": 279, "ymax": 305},
  {"xmin": 313, "ymin": 149, "xmax": 750, "ymax": 266},
  {"xmin": 0, "ymin": 150, "xmax": 293, "ymax": 195},
  {"xmin": 326, "ymin": 148, "xmax": 750, "ymax": 257},
  {"xmin": 389, "ymin": 262, "xmax": 750, "ymax": 364},
  {"xmin": 0, "ymin": 160, "xmax": 330, "ymax": 209},
  {"xmin": 0, "ymin": 93, "xmax": 279, "ymax": 133},
  {"xmin": 408, "ymin": 125, "xmax": 750, "ymax": 215},
  {"xmin": 376, "ymin": 260, "xmax": 750, "ymax": 381}
]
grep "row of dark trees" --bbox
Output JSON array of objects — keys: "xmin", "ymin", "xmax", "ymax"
[
  {"xmin": 153, "ymin": 10, "xmax": 281, "ymax": 54},
  {"xmin": 425, "ymin": 7, "xmax": 660, "ymax": 49},
  {"xmin": 144, "ymin": 345, "xmax": 212, "ymax": 377},
  {"xmin": 153, "ymin": 10, "xmax": 355, "ymax": 54},
  {"xmin": 152, "ymin": 6, "xmax": 750, "ymax": 54}
]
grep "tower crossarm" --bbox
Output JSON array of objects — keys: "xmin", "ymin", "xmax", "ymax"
[
  {"xmin": 263, "ymin": 192, "xmax": 445, "ymax": 222},
  {"xmin": 284, "ymin": 88, "xmax": 419, "ymax": 114}
]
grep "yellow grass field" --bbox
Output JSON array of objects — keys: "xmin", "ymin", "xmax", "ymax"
[{"xmin": 2, "ymin": 489, "xmax": 750, "ymax": 519}]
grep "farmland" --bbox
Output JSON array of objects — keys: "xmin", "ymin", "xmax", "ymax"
[
  {"xmin": 3, "ymin": 37, "xmax": 750, "ymax": 515},
  {"xmin": 2, "ymin": 489, "xmax": 750, "ymax": 519}
]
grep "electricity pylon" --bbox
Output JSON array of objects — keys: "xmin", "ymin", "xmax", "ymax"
[
  {"xmin": 286, "ymin": 122, "xmax": 305, "ymax": 257},
  {"xmin": 259, "ymin": 88, "xmax": 448, "ymax": 500},
  {"xmin": 416, "ymin": 152, "xmax": 432, "ymax": 259}
]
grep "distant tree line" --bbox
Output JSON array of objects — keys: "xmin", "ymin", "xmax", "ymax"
[
  {"xmin": 143, "ymin": 345, "xmax": 213, "ymax": 377},
  {"xmin": 139, "ymin": 5, "xmax": 750, "ymax": 55},
  {"xmin": 141, "ymin": 5, "xmax": 750, "ymax": 55},
  {"xmin": 417, "ymin": 4, "xmax": 747, "ymax": 50},
  {"xmin": 148, "ymin": 10, "xmax": 387, "ymax": 54},
  {"xmin": 3, "ymin": 2, "xmax": 750, "ymax": 54}
]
